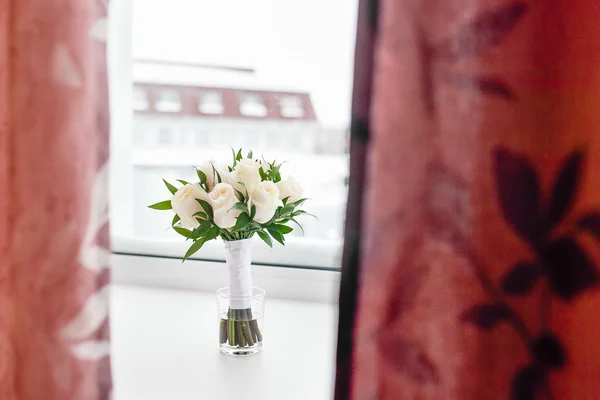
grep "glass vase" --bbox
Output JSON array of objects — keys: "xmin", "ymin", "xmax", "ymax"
[{"xmin": 217, "ymin": 287, "xmax": 266, "ymax": 356}]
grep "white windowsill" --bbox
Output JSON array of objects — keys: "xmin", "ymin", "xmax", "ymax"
[
  {"xmin": 111, "ymin": 284, "xmax": 338, "ymax": 400},
  {"xmin": 112, "ymin": 252, "xmax": 341, "ymax": 303}
]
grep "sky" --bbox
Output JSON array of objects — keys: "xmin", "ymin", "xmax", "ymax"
[{"xmin": 131, "ymin": 0, "xmax": 358, "ymax": 128}]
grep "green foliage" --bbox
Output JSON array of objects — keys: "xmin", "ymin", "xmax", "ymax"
[
  {"xmin": 196, "ymin": 168, "xmax": 207, "ymax": 184},
  {"xmin": 293, "ymin": 198, "xmax": 308, "ymax": 207},
  {"xmin": 150, "ymin": 148, "xmax": 314, "ymax": 257},
  {"xmin": 204, "ymin": 225, "xmax": 221, "ymax": 242},
  {"xmin": 257, "ymin": 231, "xmax": 272, "ymax": 248},
  {"xmin": 173, "ymin": 226, "xmax": 193, "ymax": 238},
  {"xmin": 148, "ymin": 200, "xmax": 172, "ymax": 210},
  {"xmin": 192, "ymin": 221, "xmax": 213, "ymax": 237},
  {"xmin": 172, "ymin": 214, "xmax": 180, "ymax": 226},
  {"xmin": 193, "ymin": 211, "xmax": 208, "ymax": 220},
  {"xmin": 196, "ymin": 199, "xmax": 213, "ymax": 219},
  {"xmin": 288, "ymin": 217, "xmax": 305, "ymax": 235},
  {"xmin": 266, "ymin": 225, "xmax": 285, "ymax": 245},
  {"xmin": 230, "ymin": 147, "xmax": 238, "ymax": 168},
  {"xmin": 233, "ymin": 213, "xmax": 252, "ymax": 231},
  {"xmin": 234, "ymin": 188, "xmax": 246, "ymax": 202},
  {"xmin": 276, "ymin": 224, "xmax": 293, "ymax": 234},
  {"xmin": 183, "ymin": 239, "xmax": 204, "ymax": 261},
  {"xmin": 163, "ymin": 179, "xmax": 178, "ymax": 194},
  {"xmin": 229, "ymin": 202, "xmax": 248, "ymax": 213},
  {"xmin": 211, "ymin": 162, "xmax": 222, "ymax": 184}
]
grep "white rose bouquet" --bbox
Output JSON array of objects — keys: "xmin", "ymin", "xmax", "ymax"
[{"xmin": 148, "ymin": 149, "xmax": 311, "ymax": 350}]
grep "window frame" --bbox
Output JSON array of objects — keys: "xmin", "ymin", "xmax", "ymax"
[{"xmin": 108, "ymin": 0, "xmax": 347, "ymax": 278}]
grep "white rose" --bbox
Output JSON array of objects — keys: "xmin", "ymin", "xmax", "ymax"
[
  {"xmin": 209, "ymin": 183, "xmax": 242, "ymax": 229},
  {"xmin": 171, "ymin": 184, "xmax": 210, "ymax": 229},
  {"xmin": 230, "ymin": 158, "xmax": 261, "ymax": 196},
  {"xmin": 250, "ymin": 181, "xmax": 283, "ymax": 224},
  {"xmin": 276, "ymin": 178, "xmax": 303, "ymax": 203},
  {"xmin": 197, "ymin": 160, "xmax": 230, "ymax": 191}
]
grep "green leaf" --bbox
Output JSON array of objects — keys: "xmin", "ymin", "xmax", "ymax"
[
  {"xmin": 233, "ymin": 189, "xmax": 246, "ymax": 202},
  {"xmin": 172, "ymin": 214, "xmax": 181, "ymax": 226},
  {"xmin": 233, "ymin": 212, "xmax": 252, "ymax": 231},
  {"xmin": 231, "ymin": 147, "xmax": 238, "ymax": 168},
  {"xmin": 247, "ymin": 150, "xmax": 253, "ymax": 159},
  {"xmin": 257, "ymin": 231, "xmax": 273, "ymax": 248},
  {"xmin": 193, "ymin": 211, "xmax": 208, "ymax": 220},
  {"xmin": 196, "ymin": 169, "xmax": 207, "ymax": 184},
  {"xmin": 173, "ymin": 226, "xmax": 193, "ymax": 238},
  {"xmin": 234, "ymin": 188, "xmax": 246, "ymax": 202},
  {"xmin": 236, "ymin": 149, "xmax": 243, "ymax": 161},
  {"xmin": 183, "ymin": 239, "xmax": 205, "ymax": 262},
  {"xmin": 192, "ymin": 221, "xmax": 213, "ymax": 237},
  {"xmin": 293, "ymin": 198, "xmax": 308, "ymax": 207},
  {"xmin": 282, "ymin": 196, "xmax": 290, "ymax": 206},
  {"xmin": 196, "ymin": 199, "xmax": 213, "ymax": 219},
  {"xmin": 204, "ymin": 225, "xmax": 221, "ymax": 242},
  {"xmin": 250, "ymin": 204, "xmax": 256, "ymax": 220},
  {"xmin": 228, "ymin": 202, "xmax": 248, "ymax": 213},
  {"xmin": 211, "ymin": 162, "xmax": 222, "ymax": 184},
  {"xmin": 177, "ymin": 179, "xmax": 189, "ymax": 185},
  {"xmin": 289, "ymin": 217, "xmax": 305, "ymax": 235},
  {"xmin": 276, "ymin": 224, "xmax": 293, "ymax": 234},
  {"xmin": 280, "ymin": 203, "xmax": 295, "ymax": 216},
  {"xmin": 148, "ymin": 200, "xmax": 172, "ymax": 210},
  {"xmin": 259, "ymin": 167, "xmax": 268, "ymax": 181},
  {"xmin": 163, "ymin": 179, "xmax": 178, "ymax": 194},
  {"xmin": 267, "ymin": 226, "xmax": 285, "ymax": 245},
  {"xmin": 293, "ymin": 210, "xmax": 318, "ymax": 219}
]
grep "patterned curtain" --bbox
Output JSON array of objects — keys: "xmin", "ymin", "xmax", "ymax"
[
  {"xmin": 0, "ymin": 1, "xmax": 112, "ymax": 399},
  {"xmin": 336, "ymin": 0, "xmax": 600, "ymax": 399}
]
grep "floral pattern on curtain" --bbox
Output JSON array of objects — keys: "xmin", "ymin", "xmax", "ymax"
[
  {"xmin": 0, "ymin": 0, "xmax": 111, "ymax": 398},
  {"xmin": 336, "ymin": 0, "xmax": 600, "ymax": 399}
]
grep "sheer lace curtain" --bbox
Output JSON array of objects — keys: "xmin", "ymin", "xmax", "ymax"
[
  {"xmin": 337, "ymin": 1, "xmax": 600, "ymax": 399},
  {"xmin": 0, "ymin": 0, "xmax": 111, "ymax": 398}
]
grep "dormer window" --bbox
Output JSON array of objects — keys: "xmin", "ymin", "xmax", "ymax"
[
  {"xmin": 155, "ymin": 89, "xmax": 181, "ymax": 113},
  {"xmin": 239, "ymin": 93, "xmax": 267, "ymax": 117},
  {"xmin": 199, "ymin": 91, "xmax": 224, "ymax": 114},
  {"xmin": 279, "ymin": 95, "xmax": 304, "ymax": 118}
]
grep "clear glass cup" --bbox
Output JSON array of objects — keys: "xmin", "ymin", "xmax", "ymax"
[{"xmin": 217, "ymin": 287, "xmax": 266, "ymax": 356}]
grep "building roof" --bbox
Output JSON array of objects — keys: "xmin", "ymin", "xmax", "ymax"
[{"xmin": 133, "ymin": 60, "xmax": 309, "ymax": 93}]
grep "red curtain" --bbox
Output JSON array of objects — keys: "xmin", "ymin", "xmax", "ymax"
[
  {"xmin": 337, "ymin": 0, "xmax": 600, "ymax": 399},
  {"xmin": 0, "ymin": 0, "xmax": 111, "ymax": 398}
]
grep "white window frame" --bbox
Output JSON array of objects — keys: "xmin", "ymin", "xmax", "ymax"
[
  {"xmin": 198, "ymin": 91, "xmax": 224, "ymax": 115},
  {"xmin": 279, "ymin": 95, "xmax": 305, "ymax": 118},
  {"xmin": 154, "ymin": 89, "xmax": 182, "ymax": 113},
  {"xmin": 108, "ymin": 1, "xmax": 343, "ymax": 291},
  {"xmin": 239, "ymin": 93, "xmax": 268, "ymax": 117}
]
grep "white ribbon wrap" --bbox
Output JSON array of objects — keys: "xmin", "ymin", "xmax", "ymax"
[{"xmin": 224, "ymin": 239, "xmax": 253, "ymax": 309}]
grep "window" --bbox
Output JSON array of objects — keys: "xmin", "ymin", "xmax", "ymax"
[
  {"xmin": 158, "ymin": 127, "xmax": 171, "ymax": 145},
  {"xmin": 198, "ymin": 91, "xmax": 224, "ymax": 114},
  {"xmin": 133, "ymin": 87, "xmax": 149, "ymax": 111},
  {"xmin": 279, "ymin": 95, "xmax": 305, "ymax": 118},
  {"xmin": 155, "ymin": 89, "xmax": 182, "ymax": 113},
  {"xmin": 238, "ymin": 93, "xmax": 267, "ymax": 117},
  {"xmin": 110, "ymin": 0, "xmax": 358, "ymax": 273}
]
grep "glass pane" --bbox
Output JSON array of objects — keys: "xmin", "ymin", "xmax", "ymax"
[{"xmin": 123, "ymin": 0, "xmax": 358, "ymax": 266}]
